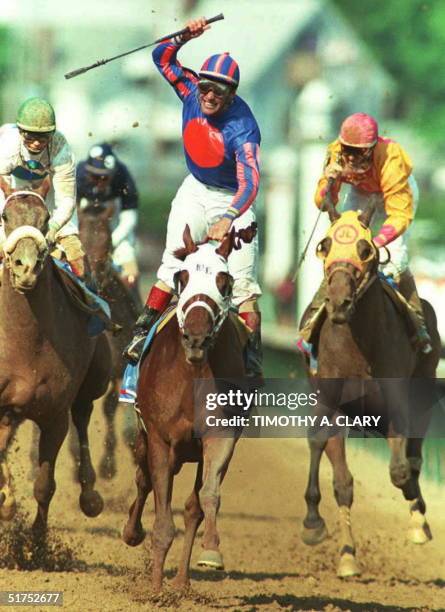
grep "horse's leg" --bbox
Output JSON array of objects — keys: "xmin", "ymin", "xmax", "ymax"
[
  {"xmin": 388, "ymin": 435, "xmax": 410, "ymax": 488},
  {"xmin": 148, "ymin": 428, "xmax": 175, "ymax": 592},
  {"xmin": 173, "ymin": 461, "xmax": 204, "ymax": 589},
  {"xmin": 324, "ymin": 434, "xmax": 360, "ymax": 577},
  {"xmin": 122, "ymin": 429, "xmax": 152, "ymax": 546},
  {"xmin": 301, "ymin": 433, "xmax": 329, "ymax": 546},
  {"xmin": 402, "ymin": 438, "xmax": 432, "ymax": 544},
  {"xmin": 33, "ymin": 413, "xmax": 69, "ymax": 532},
  {"xmin": 197, "ymin": 437, "xmax": 236, "ymax": 570},
  {"xmin": 71, "ymin": 399, "xmax": 104, "ymax": 517},
  {"xmin": 28, "ymin": 423, "xmax": 40, "ymax": 482},
  {"xmin": 99, "ymin": 380, "xmax": 118, "ymax": 479},
  {"xmin": 68, "ymin": 417, "xmax": 80, "ymax": 483},
  {"xmin": 0, "ymin": 416, "xmax": 18, "ymax": 520},
  {"xmin": 382, "ymin": 381, "xmax": 411, "ymax": 488}
]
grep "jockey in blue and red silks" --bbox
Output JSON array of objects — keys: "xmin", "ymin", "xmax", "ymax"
[{"xmin": 124, "ymin": 17, "xmax": 263, "ymax": 378}]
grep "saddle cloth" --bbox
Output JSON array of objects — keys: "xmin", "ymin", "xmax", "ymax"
[
  {"xmin": 119, "ymin": 308, "xmax": 250, "ymax": 405},
  {"xmin": 52, "ymin": 258, "xmax": 117, "ymax": 336},
  {"xmin": 297, "ymin": 274, "xmax": 415, "ymax": 374}
]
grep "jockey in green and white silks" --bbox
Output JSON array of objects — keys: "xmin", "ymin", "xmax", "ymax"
[{"xmin": 0, "ymin": 97, "xmax": 85, "ymax": 276}]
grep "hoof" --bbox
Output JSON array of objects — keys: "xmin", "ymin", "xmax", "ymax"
[
  {"xmin": 408, "ymin": 524, "xmax": 432, "ymax": 545},
  {"xmin": 122, "ymin": 524, "xmax": 146, "ymax": 547},
  {"xmin": 80, "ymin": 490, "xmax": 104, "ymax": 517},
  {"xmin": 197, "ymin": 549, "xmax": 224, "ymax": 570},
  {"xmin": 171, "ymin": 575, "xmax": 190, "ymax": 590},
  {"xmin": 337, "ymin": 552, "xmax": 361, "ymax": 578},
  {"xmin": 301, "ymin": 522, "xmax": 328, "ymax": 546},
  {"xmin": 0, "ymin": 492, "xmax": 16, "ymax": 521}
]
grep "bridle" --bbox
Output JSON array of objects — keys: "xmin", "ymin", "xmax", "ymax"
[
  {"xmin": 176, "ymin": 245, "xmax": 231, "ymax": 340},
  {"xmin": 2, "ymin": 191, "xmax": 49, "ymax": 269}
]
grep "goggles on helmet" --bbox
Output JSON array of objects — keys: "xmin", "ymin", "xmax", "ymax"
[
  {"xmin": 19, "ymin": 129, "xmax": 53, "ymax": 144},
  {"xmin": 197, "ymin": 79, "xmax": 232, "ymax": 98},
  {"xmin": 340, "ymin": 143, "xmax": 375, "ymax": 172}
]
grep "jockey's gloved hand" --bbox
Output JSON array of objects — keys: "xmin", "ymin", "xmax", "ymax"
[
  {"xmin": 324, "ymin": 162, "xmax": 343, "ymax": 181},
  {"xmin": 45, "ymin": 220, "xmax": 60, "ymax": 249}
]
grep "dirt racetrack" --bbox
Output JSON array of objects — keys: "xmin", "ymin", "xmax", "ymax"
[{"xmin": 0, "ymin": 403, "xmax": 444, "ymax": 612}]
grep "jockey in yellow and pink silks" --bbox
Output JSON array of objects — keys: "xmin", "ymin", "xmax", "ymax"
[{"xmin": 302, "ymin": 112, "xmax": 432, "ymax": 353}]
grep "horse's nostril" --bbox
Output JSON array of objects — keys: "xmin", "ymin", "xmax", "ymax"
[
  {"xmin": 14, "ymin": 259, "xmax": 22, "ymax": 267},
  {"xmin": 183, "ymin": 333, "xmax": 189, "ymax": 341}
]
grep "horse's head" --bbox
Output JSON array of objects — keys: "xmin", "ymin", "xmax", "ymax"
[
  {"xmin": 78, "ymin": 199, "xmax": 114, "ymax": 287},
  {"xmin": 316, "ymin": 205, "xmax": 377, "ymax": 323},
  {"xmin": 174, "ymin": 225, "xmax": 236, "ymax": 364},
  {"xmin": 1, "ymin": 181, "xmax": 51, "ymax": 293}
]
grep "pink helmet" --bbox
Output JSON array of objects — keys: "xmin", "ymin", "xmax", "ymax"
[{"xmin": 339, "ymin": 113, "xmax": 378, "ymax": 147}]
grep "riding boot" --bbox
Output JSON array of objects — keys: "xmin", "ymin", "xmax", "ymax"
[
  {"xmin": 123, "ymin": 305, "xmax": 162, "ymax": 365},
  {"xmin": 398, "ymin": 269, "xmax": 433, "ymax": 354},
  {"xmin": 299, "ymin": 279, "xmax": 328, "ymax": 342},
  {"xmin": 123, "ymin": 283, "xmax": 173, "ymax": 365},
  {"xmin": 239, "ymin": 310, "xmax": 264, "ymax": 388}
]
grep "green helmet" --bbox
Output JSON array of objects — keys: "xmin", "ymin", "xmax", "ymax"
[{"xmin": 16, "ymin": 97, "xmax": 56, "ymax": 132}]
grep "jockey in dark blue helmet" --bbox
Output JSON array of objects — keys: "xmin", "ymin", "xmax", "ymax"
[{"xmin": 76, "ymin": 143, "xmax": 139, "ymax": 287}]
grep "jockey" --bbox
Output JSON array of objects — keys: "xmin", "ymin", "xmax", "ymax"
[
  {"xmin": 123, "ymin": 17, "xmax": 262, "ymax": 378},
  {"xmin": 301, "ymin": 111, "xmax": 432, "ymax": 353},
  {"xmin": 0, "ymin": 97, "xmax": 85, "ymax": 277},
  {"xmin": 76, "ymin": 143, "xmax": 139, "ymax": 289}
]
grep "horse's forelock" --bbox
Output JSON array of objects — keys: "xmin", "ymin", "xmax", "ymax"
[
  {"xmin": 4, "ymin": 191, "xmax": 46, "ymax": 210},
  {"xmin": 4, "ymin": 192, "xmax": 49, "ymax": 229},
  {"xmin": 174, "ymin": 246, "xmax": 189, "ymax": 261}
]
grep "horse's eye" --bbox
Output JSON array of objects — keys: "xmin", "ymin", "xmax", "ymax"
[
  {"xmin": 2, "ymin": 213, "xmax": 7, "ymax": 223},
  {"xmin": 316, "ymin": 237, "xmax": 331, "ymax": 258},
  {"xmin": 357, "ymin": 239, "xmax": 373, "ymax": 261},
  {"xmin": 216, "ymin": 272, "xmax": 233, "ymax": 297}
]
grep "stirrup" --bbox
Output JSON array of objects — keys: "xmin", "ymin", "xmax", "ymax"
[{"xmin": 123, "ymin": 332, "xmax": 148, "ymax": 365}]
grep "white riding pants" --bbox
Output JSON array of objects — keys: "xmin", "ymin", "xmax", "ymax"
[
  {"xmin": 157, "ymin": 174, "xmax": 261, "ymax": 306},
  {"xmin": 341, "ymin": 175, "xmax": 419, "ymax": 278}
]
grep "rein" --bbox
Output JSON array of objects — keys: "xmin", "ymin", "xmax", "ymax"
[{"xmin": 327, "ymin": 261, "xmax": 379, "ymax": 304}]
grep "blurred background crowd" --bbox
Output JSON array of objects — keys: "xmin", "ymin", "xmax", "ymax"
[{"xmin": 1, "ymin": 0, "xmax": 445, "ymax": 349}]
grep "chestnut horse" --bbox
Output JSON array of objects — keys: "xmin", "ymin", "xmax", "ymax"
[
  {"xmin": 0, "ymin": 189, "xmax": 111, "ymax": 532},
  {"xmin": 299, "ymin": 203, "xmax": 441, "ymax": 577},
  {"xmin": 78, "ymin": 199, "xmax": 141, "ymax": 478},
  {"xmin": 123, "ymin": 225, "xmax": 253, "ymax": 591}
]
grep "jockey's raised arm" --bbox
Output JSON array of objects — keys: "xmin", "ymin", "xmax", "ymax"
[{"xmin": 124, "ymin": 18, "xmax": 263, "ymax": 382}]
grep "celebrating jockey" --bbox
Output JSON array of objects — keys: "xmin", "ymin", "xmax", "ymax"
[
  {"xmin": 77, "ymin": 143, "xmax": 140, "ymax": 290},
  {"xmin": 0, "ymin": 97, "xmax": 85, "ymax": 277},
  {"xmin": 301, "ymin": 111, "xmax": 432, "ymax": 353},
  {"xmin": 123, "ymin": 17, "xmax": 262, "ymax": 378}
]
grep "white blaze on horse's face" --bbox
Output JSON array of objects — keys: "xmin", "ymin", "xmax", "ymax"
[{"xmin": 176, "ymin": 243, "xmax": 231, "ymax": 335}]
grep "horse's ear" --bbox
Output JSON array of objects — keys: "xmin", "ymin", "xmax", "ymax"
[
  {"xmin": 216, "ymin": 228, "xmax": 235, "ymax": 260},
  {"xmin": 0, "ymin": 176, "xmax": 13, "ymax": 198},
  {"xmin": 33, "ymin": 175, "xmax": 51, "ymax": 199},
  {"xmin": 182, "ymin": 224, "xmax": 197, "ymax": 254},
  {"xmin": 325, "ymin": 200, "xmax": 340, "ymax": 223},
  {"xmin": 358, "ymin": 203, "xmax": 376, "ymax": 228}
]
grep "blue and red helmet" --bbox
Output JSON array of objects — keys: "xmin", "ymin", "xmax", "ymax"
[{"xmin": 199, "ymin": 53, "xmax": 240, "ymax": 88}]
